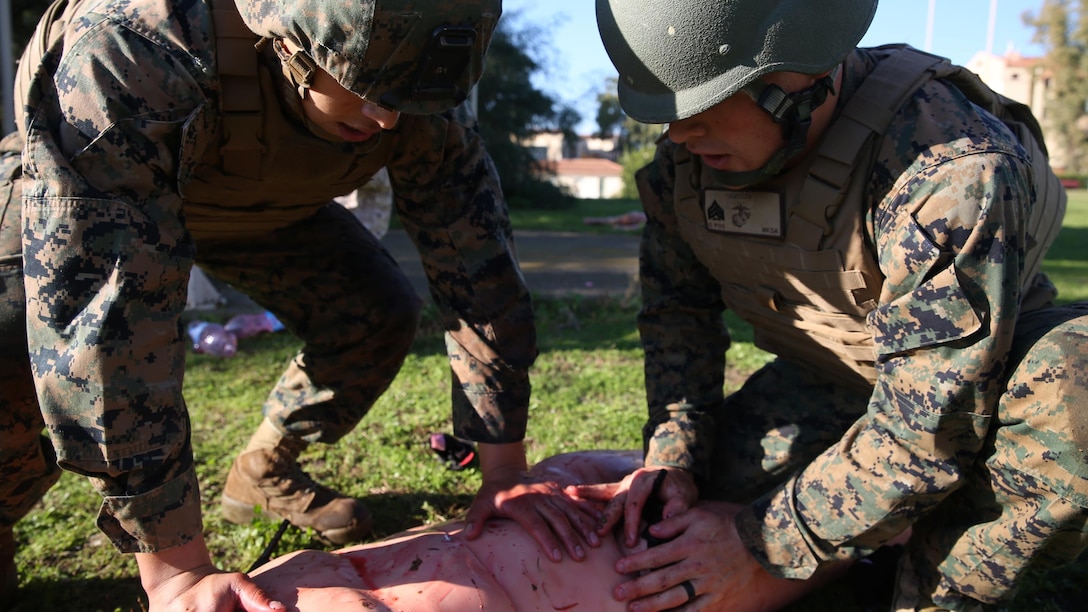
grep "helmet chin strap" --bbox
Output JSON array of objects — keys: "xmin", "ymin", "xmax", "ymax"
[
  {"xmin": 271, "ymin": 38, "xmax": 317, "ymax": 99},
  {"xmin": 713, "ymin": 66, "xmax": 839, "ymax": 188}
]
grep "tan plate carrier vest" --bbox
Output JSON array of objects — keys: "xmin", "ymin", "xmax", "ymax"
[
  {"xmin": 670, "ymin": 45, "xmax": 1066, "ymax": 392},
  {"xmin": 14, "ymin": 0, "xmax": 390, "ymax": 239}
]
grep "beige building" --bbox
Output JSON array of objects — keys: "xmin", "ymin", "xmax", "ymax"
[
  {"xmin": 522, "ymin": 131, "xmax": 624, "ymax": 198},
  {"xmin": 539, "ymin": 158, "xmax": 624, "ymax": 199},
  {"xmin": 965, "ymin": 49, "xmax": 1067, "ymax": 169}
]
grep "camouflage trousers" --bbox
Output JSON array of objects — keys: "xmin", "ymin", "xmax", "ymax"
[
  {"xmin": 0, "ymin": 135, "xmax": 62, "ymax": 528},
  {"xmin": 705, "ymin": 303, "xmax": 1088, "ymax": 611},
  {"xmin": 0, "ymin": 136, "xmax": 422, "ymax": 529},
  {"xmin": 194, "ymin": 202, "xmax": 422, "ymax": 444}
]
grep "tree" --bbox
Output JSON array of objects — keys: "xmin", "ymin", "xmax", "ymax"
[
  {"xmin": 475, "ymin": 11, "xmax": 577, "ymax": 208},
  {"xmin": 11, "ymin": 0, "xmax": 52, "ymax": 52},
  {"xmin": 1024, "ymin": 0, "xmax": 1088, "ymax": 173},
  {"xmin": 596, "ymin": 87, "xmax": 624, "ymax": 138},
  {"xmin": 595, "ymin": 77, "xmax": 663, "ymax": 154},
  {"xmin": 555, "ymin": 104, "xmax": 582, "ymax": 159},
  {"xmin": 618, "ymin": 146, "xmax": 656, "ymax": 199},
  {"xmin": 594, "ymin": 77, "xmax": 664, "ymax": 197}
]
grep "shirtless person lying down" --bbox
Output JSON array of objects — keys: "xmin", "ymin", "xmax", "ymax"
[{"xmin": 249, "ymin": 451, "xmax": 838, "ymax": 611}]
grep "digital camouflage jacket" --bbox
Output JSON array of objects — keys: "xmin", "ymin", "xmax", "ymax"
[
  {"xmin": 637, "ymin": 46, "xmax": 1059, "ymax": 577},
  {"xmin": 16, "ymin": 0, "xmax": 534, "ymax": 553}
]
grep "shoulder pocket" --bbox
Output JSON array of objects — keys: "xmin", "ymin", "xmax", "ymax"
[{"xmin": 867, "ymin": 265, "xmax": 984, "ymax": 357}]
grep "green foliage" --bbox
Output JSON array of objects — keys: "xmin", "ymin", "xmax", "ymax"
[
  {"xmin": 503, "ymin": 175, "xmax": 578, "ymax": 211},
  {"xmin": 476, "ymin": 11, "xmax": 579, "ymax": 207},
  {"xmin": 619, "ymin": 145, "xmax": 657, "ymax": 198},
  {"xmin": 594, "ymin": 77, "xmax": 665, "ymax": 154},
  {"xmin": 1024, "ymin": 0, "xmax": 1088, "ymax": 173},
  {"xmin": 596, "ymin": 87, "xmax": 625, "ymax": 138}
]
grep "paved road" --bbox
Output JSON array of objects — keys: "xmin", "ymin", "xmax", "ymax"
[
  {"xmin": 205, "ymin": 229, "xmax": 640, "ymax": 313},
  {"xmin": 380, "ymin": 229, "xmax": 641, "ymax": 299}
]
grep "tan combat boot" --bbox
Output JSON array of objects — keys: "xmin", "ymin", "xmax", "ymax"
[
  {"xmin": 1, "ymin": 527, "xmax": 17, "ymax": 609},
  {"xmin": 221, "ymin": 419, "xmax": 373, "ymax": 545}
]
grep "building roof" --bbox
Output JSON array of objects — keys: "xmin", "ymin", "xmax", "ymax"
[{"xmin": 541, "ymin": 158, "xmax": 623, "ymax": 177}]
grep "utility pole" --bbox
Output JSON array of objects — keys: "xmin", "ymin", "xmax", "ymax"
[
  {"xmin": 925, "ymin": 0, "xmax": 936, "ymax": 53},
  {"xmin": 1, "ymin": 0, "xmax": 15, "ymax": 133},
  {"xmin": 986, "ymin": 0, "xmax": 998, "ymax": 55}
]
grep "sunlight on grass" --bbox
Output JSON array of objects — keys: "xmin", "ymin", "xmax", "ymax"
[
  {"xmin": 1044, "ymin": 190, "xmax": 1088, "ymax": 304},
  {"xmin": 12, "ymin": 195, "xmax": 1088, "ymax": 611}
]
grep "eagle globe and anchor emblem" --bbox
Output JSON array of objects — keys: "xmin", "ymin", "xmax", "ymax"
[
  {"xmin": 705, "ymin": 196, "xmax": 752, "ymax": 228},
  {"xmin": 703, "ymin": 190, "xmax": 782, "ymax": 237}
]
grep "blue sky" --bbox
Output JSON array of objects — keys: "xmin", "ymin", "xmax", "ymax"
[{"xmin": 504, "ymin": 0, "xmax": 1049, "ymax": 132}]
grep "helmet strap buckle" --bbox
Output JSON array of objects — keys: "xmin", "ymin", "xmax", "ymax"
[
  {"xmin": 272, "ymin": 40, "xmax": 318, "ymax": 98},
  {"xmin": 285, "ymin": 51, "xmax": 317, "ymax": 89}
]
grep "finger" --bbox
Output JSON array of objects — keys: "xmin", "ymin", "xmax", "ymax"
[
  {"xmin": 616, "ymin": 539, "xmax": 687, "ymax": 576},
  {"xmin": 660, "ymin": 470, "xmax": 697, "ymax": 512},
  {"xmin": 615, "ymin": 562, "xmax": 692, "ymax": 603},
  {"xmin": 628, "ymin": 579, "xmax": 698, "ymax": 612},
  {"xmin": 643, "ymin": 511, "xmax": 688, "ymax": 544},
  {"xmin": 513, "ymin": 503, "xmax": 566, "ymax": 562},
  {"xmin": 662, "ymin": 495, "xmax": 691, "ymax": 521},
  {"xmin": 623, "ymin": 472, "xmax": 659, "ymax": 546},
  {"xmin": 537, "ymin": 498, "xmax": 588, "ymax": 560},
  {"xmin": 598, "ymin": 489, "xmax": 627, "ymax": 536},
  {"xmin": 565, "ymin": 481, "xmax": 619, "ymax": 501},
  {"xmin": 554, "ymin": 496, "xmax": 603, "ymax": 548},
  {"xmin": 462, "ymin": 499, "xmax": 495, "ymax": 541},
  {"xmin": 233, "ymin": 576, "xmax": 285, "ymax": 611}
]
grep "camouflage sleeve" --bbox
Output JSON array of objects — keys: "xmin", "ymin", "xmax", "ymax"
[
  {"xmin": 20, "ymin": 8, "xmax": 212, "ymax": 553},
  {"xmin": 637, "ymin": 141, "xmax": 730, "ymax": 480},
  {"xmin": 386, "ymin": 113, "xmax": 537, "ymax": 444},
  {"xmin": 737, "ymin": 137, "xmax": 1034, "ymax": 578}
]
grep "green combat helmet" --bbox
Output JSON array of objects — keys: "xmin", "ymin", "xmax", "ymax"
[
  {"xmin": 238, "ymin": 0, "xmax": 501, "ymax": 114},
  {"xmin": 596, "ymin": 0, "xmax": 877, "ymax": 122},
  {"xmin": 596, "ymin": 0, "xmax": 878, "ymax": 185}
]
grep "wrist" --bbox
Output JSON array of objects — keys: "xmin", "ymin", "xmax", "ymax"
[
  {"xmin": 477, "ymin": 441, "xmax": 528, "ymax": 480},
  {"xmin": 134, "ymin": 537, "xmax": 215, "ymax": 595}
]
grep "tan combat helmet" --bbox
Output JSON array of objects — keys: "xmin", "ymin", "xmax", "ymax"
[{"xmin": 237, "ymin": 0, "xmax": 501, "ymax": 114}]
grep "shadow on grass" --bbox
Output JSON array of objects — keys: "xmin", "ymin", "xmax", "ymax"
[
  {"xmin": 225, "ymin": 490, "xmax": 477, "ymax": 565},
  {"xmin": 10, "ymin": 577, "xmax": 146, "ymax": 612}
]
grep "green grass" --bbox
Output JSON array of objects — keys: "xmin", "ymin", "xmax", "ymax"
[
  {"xmin": 391, "ymin": 197, "xmax": 648, "ymax": 234},
  {"xmin": 9, "ymin": 195, "xmax": 1088, "ymax": 611},
  {"xmin": 507, "ymin": 198, "xmax": 646, "ymax": 233},
  {"xmin": 1043, "ymin": 189, "xmax": 1088, "ymax": 303}
]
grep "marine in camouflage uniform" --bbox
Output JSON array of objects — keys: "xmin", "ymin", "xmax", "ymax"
[
  {"xmin": 0, "ymin": 0, "xmax": 597, "ymax": 607},
  {"xmin": 586, "ymin": 1, "xmax": 1088, "ymax": 610}
]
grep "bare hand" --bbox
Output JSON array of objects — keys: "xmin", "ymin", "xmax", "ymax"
[
  {"xmin": 464, "ymin": 468, "xmax": 603, "ymax": 562},
  {"xmin": 136, "ymin": 538, "xmax": 283, "ymax": 612},
  {"xmin": 611, "ymin": 501, "xmax": 760, "ymax": 612},
  {"xmin": 568, "ymin": 466, "xmax": 697, "ymax": 546},
  {"xmin": 144, "ymin": 564, "xmax": 284, "ymax": 611}
]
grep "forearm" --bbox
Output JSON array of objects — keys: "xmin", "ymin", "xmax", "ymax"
[
  {"xmin": 637, "ymin": 150, "xmax": 730, "ymax": 476},
  {"xmin": 477, "ymin": 440, "xmax": 529, "ymax": 482},
  {"xmin": 390, "ymin": 117, "xmax": 537, "ymax": 444},
  {"xmin": 135, "ymin": 537, "xmax": 216, "ymax": 594}
]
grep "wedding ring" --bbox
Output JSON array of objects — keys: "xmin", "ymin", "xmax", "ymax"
[{"xmin": 680, "ymin": 579, "xmax": 696, "ymax": 603}]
